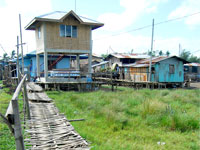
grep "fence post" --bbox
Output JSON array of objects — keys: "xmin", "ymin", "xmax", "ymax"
[
  {"xmin": 12, "ymin": 100, "xmax": 25, "ymax": 150},
  {"xmin": 23, "ymin": 81, "xmax": 30, "ymax": 120}
]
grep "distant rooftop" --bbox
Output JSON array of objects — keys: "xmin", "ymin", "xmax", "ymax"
[
  {"xmin": 25, "ymin": 10, "xmax": 104, "ymax": 30},
  {"xmin": 123, "ymin": 56, "xmax": 189, "ymax": 67},
  {"xmin": 107, "ymin": 53, "xmax": 149, "ymax": 59},
  {"xmin": 184, "ymin": 63, "xmax": 200, "ymax": 67}
]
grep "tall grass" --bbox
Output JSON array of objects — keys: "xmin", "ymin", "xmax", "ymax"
[{"xmin": 47, "ymin": 87, "xmax": 200, "ymax": 150}]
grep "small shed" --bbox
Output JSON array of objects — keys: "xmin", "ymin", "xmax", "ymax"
[
  {"xmin": 184, "ymin": 63, "xmax": 200, "ymax": 81},
  {"xmin": 105, "ymin": 53, "xmax": 149, "ymax": 67},
  {"xmin": 123, "ymin": 56, "xmax": 188, "ymax": 83}
]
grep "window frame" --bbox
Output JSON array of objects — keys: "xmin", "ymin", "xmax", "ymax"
[
  {"xmin": 169, "ymin": 64, "xmax": 175, "ymax": 74},
  {"xmin": 59, "ymin": 25, "xmax": 77, "ymax": 38}
]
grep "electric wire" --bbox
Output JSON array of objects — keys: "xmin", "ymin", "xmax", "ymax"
[{"xmin": 94, "ymin": 11, "xmax": 200, "ymax": 41}]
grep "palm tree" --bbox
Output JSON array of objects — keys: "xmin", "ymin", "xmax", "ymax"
[
  {"xmin": 166, "ymin": 51, "xmax": 170, "ymax": 57},
  {"xmin": 11, "ymin": 50, "xmax": 16, "ymax": 59},
  {"xmin": 3, "ymin": 53, "xmax": 9, "ymax": 61},
  {"xmin": 159, "ymin": 50, "xmax": 163, "ymax": 56}
]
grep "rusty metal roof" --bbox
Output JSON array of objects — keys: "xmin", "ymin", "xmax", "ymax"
[
  {"xmin": 123, "ymin": 56, "xmax": 189, "ymax": 68},
  {"xmin": 136, "ymin": 56, "xmax": 188, "ymax": 65},
  {"xmin": 123, "ymin": 63, "xmax": 149, "ymax": 68},
  {"xmin": 136, "ymin": 56, "xmax": 167, "ymax": 64},
  {"xmin": 108, "ymin": 53, "xmax": 149, "ymax": 59}
]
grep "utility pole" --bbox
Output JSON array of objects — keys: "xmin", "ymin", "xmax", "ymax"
[
  {"xmin": 148, "ymin": 19, "xmax": 154, "ymax": 82},
  {"xmin": 179, "ymin": 43, "xmax": 181, "ymax": 57},
  {"xmin": 19, "ymin": 14, "xmax": 24, "ymax": 75},
  {"xmin": 16, "ymin": 36, "xmax": 20, "ymax": 83}
]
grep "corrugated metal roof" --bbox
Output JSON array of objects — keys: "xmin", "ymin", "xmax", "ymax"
[
  {"xmin": 92, "ymin": 61, "xmax": 109, "ymax": 68},
  {"xmin": 25, "ymin": 10, "xmax": 104, "ymax": 30},
  {"xmin": 136, "ymin": 56, "xmax": 188, "ymax": 64},
  {"xmin": 184, "ymin": 63, "xmax": 200, "ymax": 67},
  {"xmin": 123, "ymin": 56, "xmax": 188, "ymax": 68},
  {"xmin": 109, "ymin": 53, "xmax": 149, "ymax": 59},
  {"xmin": 37, "ymin": 11, "xmax": 101, "ymax": 24},
  {"xmin": 123, "ymin": 63, "xmax": 149, "ymax": 68}
]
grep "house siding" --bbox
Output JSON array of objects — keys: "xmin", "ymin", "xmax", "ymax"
[
  {"xmin": 44, "ymin": 16, "xmax": 91, "ymax": 51},
  {"xmin": 56, "ymin": 58, "xmax": 70, "ymax": 69},
  {"xmin": 155, "ymin": 58, "xmax": 184, "ymax": 82}
]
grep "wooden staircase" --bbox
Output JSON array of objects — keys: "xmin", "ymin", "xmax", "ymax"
[{"xmin": 48, "ymin": 54, "xmax": 64, "ymax": 70}]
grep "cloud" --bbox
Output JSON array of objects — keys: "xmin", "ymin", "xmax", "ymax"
[
  {"xmin": 168, "ymin": 0, "xmax": 200, "ymax": 26},
  {"xmin": 0, "ymin": 0, "xmax": 52, "ymax": 56},
  {"xmin": 97, "ymin": 0, "xmax": 167, "ymax": 32},
  {"xmin": 93, "ymin": 30, "xmax": 200, "ymax": 56}
]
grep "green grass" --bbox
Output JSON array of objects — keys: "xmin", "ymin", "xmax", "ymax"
[
  {"xmin": 0, "ymin": 87, "xmax": 16, "ymax": 150},
  {"xmin": 0, "ymin": 85, "xmax": 24, "ymax": 150},
  {"xmin": 0, "ymin": 85, "xmax": 199, "ymax": 150},
  {"xmin": 47, "ymin": 87, "xmax": 200, "ymax": 150}
]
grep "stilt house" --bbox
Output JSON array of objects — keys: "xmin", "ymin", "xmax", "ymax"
[{"xmin": 25, "ymin": 10, "xmax": 103, "ymax": 84}]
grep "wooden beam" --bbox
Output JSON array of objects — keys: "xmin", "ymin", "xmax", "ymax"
[
  {"xmin": 68, "ymin": 119, "xmax": 85, "ymax": 122},
  {"xmin": 5, "ymin": 74, "xmax": 27, "ymax": 117},
  {"xmin": 46, "ymin": 49, "xmax": 90, "ymax": 54},
  {"xmin": 0, "ymin": 112, "xmax": 14, "ymax": 136}
]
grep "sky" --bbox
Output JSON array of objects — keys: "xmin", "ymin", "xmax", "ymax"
[{"xmin": 0, "ymin": 0, "xmax": 200, "ymax": 57}]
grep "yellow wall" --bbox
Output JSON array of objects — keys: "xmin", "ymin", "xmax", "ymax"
[
  {"xmin": 129, "ymin": 67, "xmax": 148, "ymax": 82},
  {"xmin": 45, "ymin": 16, "xmax": 91, "ymax": 50}
]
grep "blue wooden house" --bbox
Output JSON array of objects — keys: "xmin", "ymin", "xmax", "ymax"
[
  {"xmin": 122, "ymin": 56, "xmax": 188, "ymax": 84},
  {"xmin": 17, "ymin": 51, "xmax": 88, "ymax": 80}
]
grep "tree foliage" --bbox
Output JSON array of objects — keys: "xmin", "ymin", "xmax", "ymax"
[
  {"xmin": 180, "ymin": 49, "xmax": 200, "ymax": 63},
  {"xmin": 101, "ymin": 54, "xmax": 108, "ymax": 59}
]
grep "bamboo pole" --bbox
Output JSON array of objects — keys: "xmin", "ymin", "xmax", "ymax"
[{"xmin": 19, "ymin": 14, "xmax": 24, "ymax": 75}]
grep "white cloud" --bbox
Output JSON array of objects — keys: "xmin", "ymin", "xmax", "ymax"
[
  {"xmin": 0, "ymin": 0, "xmax": 52, "ymax": 56},
  {"xmin": 168, "ymin": 0, "xmax": 200, "ymax": 26},
  {"xmin": 98, "ymin": 0, "xmax": 167, "ymax": 32},
  {"xmin": 93, "ymin": 30, "xmax": 200, "ymax": 56}
]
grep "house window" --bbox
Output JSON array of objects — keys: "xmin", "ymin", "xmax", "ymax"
[
  {"xmin": 59, "ymin": 25, "xmax": 77, "ymax": 38},
  {"xmin": 38, "ymin": 27, "xmax": 41, "ymax": 39},
  {"xmin": 169, "ymin": 64, "xmax": 175, "ymax": 74}
]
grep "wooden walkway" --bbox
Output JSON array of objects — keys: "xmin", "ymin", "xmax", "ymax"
[{"xmin": 25, "ymin": 82, "xmax": 90, "ymax": 149}]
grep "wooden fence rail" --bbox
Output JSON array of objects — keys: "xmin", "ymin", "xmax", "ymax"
[{"xmin": 1, "ymin": 74, "xmax": 30, "ymax": 150}]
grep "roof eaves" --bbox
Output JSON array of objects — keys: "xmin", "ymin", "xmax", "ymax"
[
  {"xmin": 60, "ymin": 10, "xmax": 83, "ymax": 23},
  {"xmin": 25, "ymin": 18, "xmax": 37, "ymax": 30}
]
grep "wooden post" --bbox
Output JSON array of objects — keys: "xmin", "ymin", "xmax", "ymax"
[
  {"xmin": 44, "ymin": 51, "xmax": 48, "ymax": 82},
  {"xmin": 76, "ymin": 54, "xmax": 80, "ymax": 70},
  {"xmin": 16, "ymin": 36, "xmax": 20, "ymax": 83},
  {"xmin": 36, "ymin": 54, "xmax": 40, "ymax": 77},
  {"xmin": 23, "ymin": 81, "xmax": 30, "ymax": 120},
  {"xmin": 19, "ymin": 14, "xmax": 24, "ymax": 75},
  {"xmin": 12, "ymin": 100, "xmax": 25, "ymax": 150},
  {"xmin": 88, "ymin": 28, "xmax": 93, "ymax": 77}
]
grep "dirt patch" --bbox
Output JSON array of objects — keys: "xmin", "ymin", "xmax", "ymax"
[{"xmin": 189, "ymin": 82, "xmax": 200, "ymax": 89}]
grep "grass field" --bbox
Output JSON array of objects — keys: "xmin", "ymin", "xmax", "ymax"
[
  {"xmin": 0, "ymin": 86, "xmax": 199, "ymax": 150},
  {"xmin": 47, "ymin": 87, "xmax": 200, "ymax": 150},
  {"xmin": 0, "ymin": 87, "xmax": 16, "ymax": 150}
]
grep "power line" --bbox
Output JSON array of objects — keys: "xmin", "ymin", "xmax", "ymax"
[
  {"xmin": 0, "ymin": 44, "xmax": 8, "ymax": 54},
  {"xmin": 94, "ymin": 11, "xmax": 200, "ymax": 41},
  {"xmin": 191, "ymin": 49, "xmax": 200, "ymax": 54}
]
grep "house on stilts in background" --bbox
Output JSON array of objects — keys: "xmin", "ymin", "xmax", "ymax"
[
  {"xmin": 25, "ymin": 10, "xmax": 104, "ymax": 89},
  {"xmin": 122, "ymin": 56, "xmax": 188, "ymax": 86}
]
